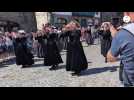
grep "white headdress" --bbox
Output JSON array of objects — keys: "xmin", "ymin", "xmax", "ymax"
[{"xmin": 18, "ymin": 30, "xmax": 26, "ymax": 33}]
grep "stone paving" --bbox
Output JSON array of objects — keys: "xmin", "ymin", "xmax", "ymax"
[{"xmin": 0, "ymin": 41, "xmax": 122, "ymax": 87}]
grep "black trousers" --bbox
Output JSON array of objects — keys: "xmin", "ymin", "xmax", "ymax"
[{"xmin": 119, "ymin": 61, "xmax": 123, "ymax": 82}]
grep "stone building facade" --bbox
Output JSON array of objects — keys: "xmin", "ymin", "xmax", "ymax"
[
  {"xmin": 35, "ymin": 12, "xmax": 51, "ymax": 30},
  {"xmin": 0, "ymin": 12, "xmax": 37, "ymax": 32},
  {"xmin": 0, "ymin": 12, "xmax": 123, "ymax": 33},
  {"xmin": 50, "ymin": 12, "xmax": 72, "ymax": 28},
  {"xmin": 50, "ymin": 12, "xmax": 101, "ymax": 28},
  {"xmin": 101, "ymin": 12, "xmax": 123, "ymax": 22}
]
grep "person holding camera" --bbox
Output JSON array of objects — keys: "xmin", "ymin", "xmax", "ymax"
[{"xmin": 107, "ymin": 12, "xmax": 134, "ymax": 87}]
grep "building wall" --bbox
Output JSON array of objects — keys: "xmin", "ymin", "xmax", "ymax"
[
  {"xmin": 51, "ymin": 12, "xmax": 101, "ymax": 27},
  {"xmin": 52, "ymin": 15, "xmax": 71, "ymax": 26},
  {"xmin": 35, "ymin": 12, "xmax": 51, "ymax": 30},
  {"xmin": 52, "ymin": 12, "xmax": 72, "ymax": 16},
  {"xmin": 35, "ymin": 12, "xmax": 101, "ymax": 28},
  {"xmin": 51, "ymin": 12, "xmax": 72, "ymax": 27},
  {"xmin": 101, "ymin": 12, "xmax": 119, "ymax": 22},
  {"xmin": 0, "ymin": 12, "xmax": 37, "ymax": 32},
  {"xmin": 72, "ymin": 12, "xmax": 101, "ymax": 27}
]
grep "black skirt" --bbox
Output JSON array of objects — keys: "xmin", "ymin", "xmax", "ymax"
[
  {"xmin": 99, "ymin": 31, "xmax": 112, "ymax": 57},
  {"xmin": 44, "ymin": 40, "xmax": 63, "ymax": 66},
  {"xmin": 44, "ymin": 33, "xmax": 63, "ymax": 66},
  {"xmin": 35, "ymin": 36, "xmax": 46, "ymax": 58},
  {"xmin": 65, "ymin": 30, "xmax": 88, "ymax": 72},
  {"xmin": 37, "ymin": 44, "xmax": 44, "ymax": 58},
  {"xmin": 13, "ymin": 38, "xmax": 34, "ymax": 65},
  {"xmin": 100, "ymin": 38, "xmax": 112, "ymax": 57}
]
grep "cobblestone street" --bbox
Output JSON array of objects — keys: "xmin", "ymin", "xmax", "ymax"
[{"xmin": 0, "ymin": 41, "xmax": 122, "ymax": 87}]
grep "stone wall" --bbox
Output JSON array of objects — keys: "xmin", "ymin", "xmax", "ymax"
[
  {"xmin": 101, "ymin": 12, "xmax": 118, "ymax": 22},
  {"xmin": 35, "ymin": 12, "xmax": 51, "ymax": 30},
  {"xmin": 0, "ymin": 12, "xmax": 37, "ymax": 32}
]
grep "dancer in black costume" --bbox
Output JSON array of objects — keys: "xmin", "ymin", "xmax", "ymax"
[
  {"xmin": 13, "ymin": 30, "xmax": 34, "ymax": 68},
  {"xmin": 86, "ymin": 26, "xmax": 94, "ymax": 45},
  {"xmin": 98, "ymin": 23, "xmax": 112, "ymax": 62},
  {"xmin": 34, "ymin": 30, "xmax": 45, "ymax": 58},
  {"xmin": 34, "ymin": 26, "xmax": 63, "ymax": 70},
  {"xmin": 62, "ymin": 21, "xmax": 88, "ymax": 76}
]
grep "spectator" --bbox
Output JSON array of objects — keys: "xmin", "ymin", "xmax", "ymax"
[{"xmin": 107, "ymin": 12, "xmax": 134, "ymax": 87}]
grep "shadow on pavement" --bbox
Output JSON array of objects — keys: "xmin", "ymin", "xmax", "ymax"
[
  {"xmin": 21, "ymin": 64, "xmax": 66, "ymax": 70},
  {"xmin": 88, "ymin": 61, "xmax": 92, "ymax": 64},
  {"xmin": 57, "ymin": 64, "xmax": 66, "ymax": 70},
  {"xmin": 60, "ymin": 53, "xmax": 66, "ymax": 56},
  {"xmin": 83, "ymin": 45, "xmax": 89, "ymax": 47},
  {"xmin": 81, "ymin": 66, "xmax": 119, "ymax": 76},
  {"xmin": 92, "ymin": 44, "xmax": 98, "ymax": 45},
  {"xmin": 27, "ymin": 63, "xmax": 45, "ymax": 68},
  {"xmin": 34, "ymin": 58, "xmax": 44, "ymax": 62},
  {"xmin": 0, "ymin": 64, "xmax": 9, "ymax": 68},
  {"xmin": 0, "ymin": 58, "xmax": 16, "ymax": 66}
]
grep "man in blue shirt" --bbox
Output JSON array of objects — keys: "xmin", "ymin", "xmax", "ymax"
[{"xmin": 107, "ymin": 12, "xmax": 134, "ymax": 87}]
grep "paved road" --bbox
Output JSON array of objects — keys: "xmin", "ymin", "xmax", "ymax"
[{"xmin": 0, "ymin": 41, "xmax": 122, "ymax": 87}]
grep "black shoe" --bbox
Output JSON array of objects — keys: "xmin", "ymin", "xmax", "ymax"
[
  {"xmin": 71, "ymin": 72, "xmax": 81, "ymax": 76},
  {"xmin": 22, "ymin": 65, "xmax": 28, "ymax": 68},
  {"xmin": 22, "ymin": 65, "xmax": 31, "ymax": 68},
  {"xmin": 105, "ymin": 58, "xmax": 107, "ymax": 63},
  {"xmin": 49, "ymin": 65, "xmax": 58, "ymax": 71}
]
